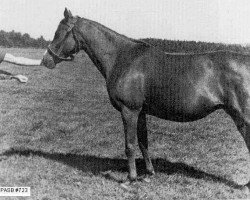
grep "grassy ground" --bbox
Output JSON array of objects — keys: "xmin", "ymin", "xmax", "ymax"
[{"xmin": 0, "ymin": 48, "xmax": 249, "ymax": 199}]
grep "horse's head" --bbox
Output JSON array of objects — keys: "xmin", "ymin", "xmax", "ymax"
[{"xmin": 42, "ymin": 8, "xmax": 80, "ymax": 69}]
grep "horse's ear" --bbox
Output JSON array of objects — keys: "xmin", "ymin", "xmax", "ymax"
[{"xmin": 64, "ymin": 8, "xmax": 73, "ymax": 19}]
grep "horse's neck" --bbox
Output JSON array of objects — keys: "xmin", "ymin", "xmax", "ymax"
[{"xmin": 77, "ymin": 19, "xmax": 135, "ymax": 79}]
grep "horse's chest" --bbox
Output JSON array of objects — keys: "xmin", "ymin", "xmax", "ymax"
[{"xmin": 107, "ymin": 71, "xmax": 146, "ymax": 110}]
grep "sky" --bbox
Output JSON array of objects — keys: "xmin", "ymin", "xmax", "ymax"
[{"xmin": 1, "ymin": 0, "xmax": 250, "ymax": 44}]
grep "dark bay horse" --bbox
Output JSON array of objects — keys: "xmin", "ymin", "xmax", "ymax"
[{"xmin": 42, "ymin": 8, "xmax": 250, "ymax": 190}]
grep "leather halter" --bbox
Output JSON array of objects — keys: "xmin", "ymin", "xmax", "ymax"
[{"xmin": 47, "ymin": 20, "xmax": 80, "ymax": 61}]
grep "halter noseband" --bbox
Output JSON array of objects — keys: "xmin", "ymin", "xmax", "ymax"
[{"xmin": 48, "ymin": 20, "xmax": 80, "ymax": 61}]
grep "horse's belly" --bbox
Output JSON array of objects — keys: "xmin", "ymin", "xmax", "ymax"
[
  {"xmin": 147, "ymin": 108, "xmax": 214, "ymax": 122},
  {"xmin": 146, "ymin": 105, "xmax": 217, "ymax": 122},
  {"xmin": 145, "ymin": 92, "xmax": 221, "ymax": 122}
]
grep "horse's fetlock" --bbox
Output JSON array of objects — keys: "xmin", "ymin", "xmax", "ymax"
[{"xmin": 125, "ymin": 145, "xmax": 135, "ymax": 157}]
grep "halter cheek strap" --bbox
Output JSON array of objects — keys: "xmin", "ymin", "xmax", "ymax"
[{"xmin": 47, "ymin": 20, "xmax": 80, "ymax": 62}]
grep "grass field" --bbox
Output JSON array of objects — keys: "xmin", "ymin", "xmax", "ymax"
[{"xmin": 0, "ymin": 47, "xmax": 249, "ymax": 199}]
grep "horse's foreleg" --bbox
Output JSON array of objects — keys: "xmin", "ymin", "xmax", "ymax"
[
  {"xmin": 226, "ymin": 108, "xmax": 250, "ymax": 192},
  {"xmin": 242, "ymin": 124, "xmax": 250, "ymax": 191},
  {"xmin": 137, "ymin": 111, "xmax": 155, "ymax": 177},
  {"xmin": 121, "ymin": 106, "xmax": 140, "ymax": 182}
]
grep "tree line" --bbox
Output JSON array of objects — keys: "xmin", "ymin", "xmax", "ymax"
[
  {"xmin": 0, "ymin": 30, "xmax": 50, "ymax": 49},
  {"xmin": 142, "ymin": 38, "xmax": 250, "ymax": 53},
  {"xmin": 1, "ymin": 29, "xmax": 250, "ymax": 53}
]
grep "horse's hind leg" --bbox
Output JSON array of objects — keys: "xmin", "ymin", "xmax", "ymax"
[
  {"xmin": 137, "ymin": 111, "xmax": 155, "ymax": 177},
  {"xmin": 225, "ymin": 108, "xmax": 250, "ymax": 191}
]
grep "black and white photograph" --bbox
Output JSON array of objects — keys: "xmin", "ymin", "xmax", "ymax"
[{"xmin": 0, "ymin": 0, "xmax": 250, "ymax": 199}]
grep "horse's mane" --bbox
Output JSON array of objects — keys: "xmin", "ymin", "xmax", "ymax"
[
  {"xmin": 131, "ymin": 39, "xmax": 152, "ymax": 46},
  {"xmin": 78, "ymin": 17, "xmax": 141, "ymax": 44}
]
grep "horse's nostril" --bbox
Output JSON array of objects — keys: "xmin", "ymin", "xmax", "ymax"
[{"xmin": 42, "ymin": 54, "xmax": 56, "ymax": 69}]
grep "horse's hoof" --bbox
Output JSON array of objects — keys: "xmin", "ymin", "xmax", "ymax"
[
  {"xmin": 148, "ymin": 170, "xmax": 155, "ymax": 176},
  {"xmin": 120, "ymin": 181, "xmax": 130, "ymax": 191},
  {"xmin": 145, "ymin": 169, "xmax": 155, "ymax": 176},
  {"xmin": 120, "ymin": 180, "xmax": 138, "ymax": 191},
  {"xmin": 242, "ymin": 182, "xmax": 250, "ymax": 195},
  {"xmin": 139, "ymin": 173, "xmax": 153, "ymax": 183},
  {"xmin": 140, "ymin": 170, "xmax": 155, "ymax": 183},
  {"xmin": 142, "ymin": 176, "xmax": 151, "ymax": 183}
]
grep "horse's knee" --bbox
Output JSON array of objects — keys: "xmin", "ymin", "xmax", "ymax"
[{"xmin": 125, "ymin": 144, "xmax": 135, "ymax": 158}]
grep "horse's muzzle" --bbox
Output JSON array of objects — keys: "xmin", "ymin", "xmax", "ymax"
[{"xmin": 41, "ymin": 53, "xmax": 56, "ymax": 69}]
